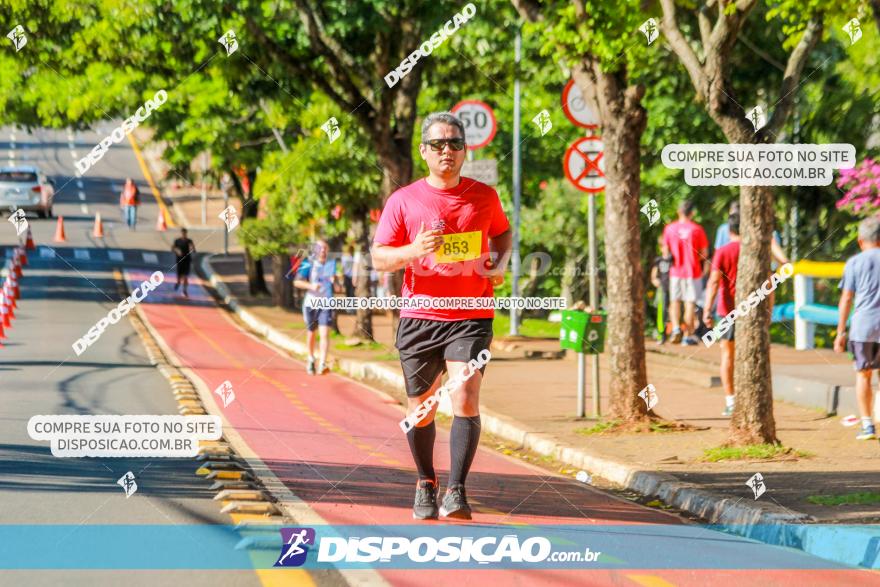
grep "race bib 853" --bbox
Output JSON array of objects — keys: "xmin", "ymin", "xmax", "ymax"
[{"xmin": 435, "ymin": 230, "xmax": 482, "ymax": 264}]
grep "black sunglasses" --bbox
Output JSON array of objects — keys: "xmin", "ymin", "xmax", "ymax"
[{"xmin": 423, "ymin": 138, "xmax": 466, "ymax": 152}]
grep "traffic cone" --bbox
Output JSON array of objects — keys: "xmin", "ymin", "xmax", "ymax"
[
  {"xmin": 12, "ymin": 256, "xmax": 21, "ymax": 278},
  {"xmin": 54, "ymin": 216, "xmax": 67, "ymax": 242},
  {"xmin": 155, "ymin": 209, "xmax": 167, "ymax": 232},
  {"xmin": 25, "ymin": 228, "xmax": 35, "ymax": 251},
  {"xmin": 18, "ymin": 245, "xmax": 27, "ymax": 267},
  {"xmin": 11, "ymin": 276, "xmax": 19, "ymax": 300},
  {"xmin": 0, "ymin": 300, "xmax": 8, "ymax": 328},
  {"xmin": 93, "ymin": 212, "xmax": 104, "ymax": 238}
]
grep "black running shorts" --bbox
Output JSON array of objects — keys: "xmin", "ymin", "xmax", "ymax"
[{"xmin": 395, "ymin": 317, "xmax": 493, "ymax": 397}]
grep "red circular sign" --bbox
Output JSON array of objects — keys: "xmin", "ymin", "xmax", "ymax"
[
  {"xmin": 563, "ymin": 137, "xmax": 606, "ymax": 193},
  {"xmin": 561, "ymin": 80, "xmax": 600, "ymax": 130},
  {"xmin": 451, "ymin": 100, "xmax": 497, "ymax": 150}
]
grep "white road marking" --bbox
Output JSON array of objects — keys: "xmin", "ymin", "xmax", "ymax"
[
  {"xmin": 76, "ymin": 180, "xmax": 83, "ymax": 189},
  {"xmin": 70, "ymin": 150, "xmax": 77, "ymax": 159},
  {"xmin": 142, "ymin": 252, "xmax": 159, "ymax": 264},
  {"xmin": 39, "ymin": 247, "xmax": 55, "ymax": 259},
  {"xmin": 74, "ymin": 249, "xmax": 90, "ymax": 260},
  {"xmin": 108, "ymin": 250, "xmax": 124, "ymax": 262},
  {"xmin": 78, "ymin": 191, "xmax": 86, "ymax": 201},
  {"xmin": 80, "ymin": 203, "xmax": 89, "ymax": 214}
]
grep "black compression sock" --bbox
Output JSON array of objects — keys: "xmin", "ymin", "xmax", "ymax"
[
  {"xmin": 406, "ymin": 421, "xmax": 436, "ymax": 482},
  {"xmin": 449, "ymin": 415, "xmax": 481, "ymax": 487}
]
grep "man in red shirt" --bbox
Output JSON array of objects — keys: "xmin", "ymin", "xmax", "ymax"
[
  {"xmin": 662, "ymin": 200, "xmax": 709, "ymax": 345},
  {"xmin": 703, "ymin": 213, "xmax": 740, "ymax": 417},
  {"xmin": 372, "ymin": 111, "xmax": 512, "ymax": 521}
]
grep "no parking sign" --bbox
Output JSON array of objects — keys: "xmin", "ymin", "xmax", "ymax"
[{"xmin": 563, "ymin": 137, "xmax": 606, "ymax": 193}]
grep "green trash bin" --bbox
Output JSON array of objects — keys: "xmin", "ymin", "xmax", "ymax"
[{"xmin": 559, "ymin": 310, "xmax": 607, "ymax": 354}]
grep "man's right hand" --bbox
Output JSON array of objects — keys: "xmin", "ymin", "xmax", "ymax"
[
  {"xmin": 410, "ymin": 221, "xmax": 444, "ymax": 258},
  {"xmin": 833, "ymin": 332, "xmax": 847, "ymax": 353},
  {"xmin": 702, "ymin": 309, "xmax": 714, "ymax": 329}
]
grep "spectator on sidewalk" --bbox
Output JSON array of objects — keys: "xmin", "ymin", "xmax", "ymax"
[
  {"xmin": 834, "ymin": 216, "xmax": 880, "ymax": 441},
  {"xmin": 171, "ymin": 228, "xmax": 196, "ymax": 298},
  {"xmin": 663, "ymin": 200, "xmax": 709, "ymax": 345},
  {"xmin": 119, "ymin": 178, "xmax": 140, "ymax": 230},
  {"xmin": 715, "ymin": 201, "xmax": 789, "ymax": 266},
  {"xmin": 703, "ymin": 212, "xmax": 741, "ymax": 417},
  {"xmin": 293, "ymin": 240, "xmax": 339, "ymax": 375},
  {"xmin": 650, "ymin": 235, "xmax": 672, "ymax": 344}
]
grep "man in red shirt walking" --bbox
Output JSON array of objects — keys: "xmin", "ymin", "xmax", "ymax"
[
  {"xmin": 703, "ymin": 212, "xmax": 741, "ymax": 416},
  {"xmin": 372, "ymin": 112, "xmax": 512, "ymax": 521},
  {"xmin": 662, "ymin": 200, "xmax": 709, "ymax": 345}
]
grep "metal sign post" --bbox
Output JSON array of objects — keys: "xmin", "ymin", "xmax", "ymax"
[{"xmin": 588, "ymin": 195, "xmax": 600, "ymax": 417}]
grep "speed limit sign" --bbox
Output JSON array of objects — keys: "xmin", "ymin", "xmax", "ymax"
[
  {"xmin": 451, "ymin": 100, "xmax": 497, "ymax": 150},
  {"xmin": 561, "ymin": 79, "xmax": 600, "ymax": 130}
]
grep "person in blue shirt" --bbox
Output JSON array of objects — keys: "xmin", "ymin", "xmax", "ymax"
[
  {"xmin": 835, "ymin": 216, "xmax": 880, "ymax": 441},
  {"xmin": 293, "ymin": 240, "xmax": 339, "ymax": 375}
]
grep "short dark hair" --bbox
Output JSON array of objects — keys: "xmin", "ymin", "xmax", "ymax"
[
  {"xmin": 728, "ymin": 213, "xmax": 740, "ymax": 236},
  {"xmin": 678, "ymin": 199, "xmax": 695, "ymax": 216}
]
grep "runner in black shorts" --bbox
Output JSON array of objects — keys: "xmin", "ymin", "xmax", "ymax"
[
  {"xmin": 172, "ymin": 228, "xmax": 195, "ymax": 297},
  {"xmin": 371, "ymin": 112, "xmax": 512, "ymax": 520}
]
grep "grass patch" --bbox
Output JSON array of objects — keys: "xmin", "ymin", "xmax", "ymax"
[
  {"xmin": 806, "ymin": 492, "xmax": 880, "ymax": 506},
  {"xmin": 373, "ymin": 352, "xmax": 399, "ymax": 361},
  {"xmin": 649, "ymin": 421, "xmax": 682, "ymax": 433},
  {"xmin": 334, "ymin": 340, "xmax": 385, "ymax": 351},
  {"xmin": 287, "ymin": 322, "xmax": 307, "ymax": 330},
  {"xmin": 492, "ymin": 314, "xmax": 560, "ymax": 339},
  {"xmin": 575, "ymin": 420, "xmax": 622, "ymax": 435},
  {"xmin": 702, "ymin": 444, "xmax": 811, "ymax": 462}
]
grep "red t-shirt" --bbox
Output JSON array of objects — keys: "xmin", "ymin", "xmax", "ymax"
[
  {"xmin": 711, "ymin": 241, "xmax": 740, "ymax": 316},
  {"xmin": 663, "ymin": 219, "xmax": 708, "ymax": 279},
  {"xmin": 373, "ymin": 177, "xmax": 510, "ymax": 321}
]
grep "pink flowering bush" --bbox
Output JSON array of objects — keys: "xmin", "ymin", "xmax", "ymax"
[{"xmin": 836, "ymin": 158, "xmax": 880, "ymax": 217}]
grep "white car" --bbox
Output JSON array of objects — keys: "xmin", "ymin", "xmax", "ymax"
[{"xmin": 0, "ymin": 165, "xmax": 55, "ymax": 218}]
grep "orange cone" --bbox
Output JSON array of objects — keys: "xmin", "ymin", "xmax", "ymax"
[
  {"xmin": 93, "ymin": 212, "xmax": 104, "ymax": 238},
  {"xmin": 54, "ymin": 216, "xmax": 67, "ymax": 242},
  {"xmin": 155, "ymin": 209, "xmax": 167, "ymax": 232},
  {"xmin": 18, "ymin": 246, "xmax": 27, "ymax": 267},
  {"xmin": 25, "ymin": 228, "xmax": 35, "ymax": 251},
  {"xmin": 12, "ymin": 257, "xmax": 21, "ymax": 278}
]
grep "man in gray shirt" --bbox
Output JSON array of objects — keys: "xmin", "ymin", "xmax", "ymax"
[{"xmin": 834, "ymin": 216, "xmax": 880, "ymax": 441}]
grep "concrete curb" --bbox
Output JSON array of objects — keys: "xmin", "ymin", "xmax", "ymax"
[{"xmin": 199, "ymin": 254, "xmax": 880, "ymax": 570}]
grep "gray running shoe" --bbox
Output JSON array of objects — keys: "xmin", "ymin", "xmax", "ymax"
[
  {"xmin": 440, "ymin": 484, "xmax": 472, "ymax": 520},
  {"xmin": 306, "ymin": 357, "xmax": 316, "ymax": 375},
  {"xmin": 413, "ymin": 480, "xmax": 439, "ymax": 520}
]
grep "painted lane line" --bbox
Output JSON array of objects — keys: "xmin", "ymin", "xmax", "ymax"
[
  {"xmin": 108, "ymin": 250, "xmax": 124, "ymax": 262},
  {"xmin": 78, "ymin": 191, "xmax": 86, "ymax": 201},
  {"xmin": 74, "ymin": 249, "xmax": 90, "ymax": 260},
  {"xmin": 80, "ymin": 203, "xmax": 89, "ymax": 215},
  {"xmin": 76, "ymin": 180, "xmax": 84, "ymax": 189},
  {"xmin": 143, "ymin": 252, "xmax": 159, "ymax": 264},
  {"xmin": 39, "ymin": 247, "xmax": 55, "ymax": 259}
]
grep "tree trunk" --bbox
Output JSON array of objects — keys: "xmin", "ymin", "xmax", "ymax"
[
  {"xmin": 602, "ymin": 113, "xmax": 650, "ymax": 422},
  {"xmin": 244, "ymin": 249, "xmax": 268, "ymax": 296},
  {"xmin": 270, "ymin": 253, "xmax": 293, "ymax": 308},
  {"xmin": 377, "ymin": 152, "xmax": 414, "ymax": 342},
  {"xmin": 729, "ymin": 183, "xmax": 778, "ymax": 444}
]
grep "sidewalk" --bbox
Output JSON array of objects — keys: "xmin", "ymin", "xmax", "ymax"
[{"xmin": 202, "ymin": 254, "xmax": 880, "ymax": 531}]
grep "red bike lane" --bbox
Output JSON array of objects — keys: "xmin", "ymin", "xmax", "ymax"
[{"xmin": 130, "ymin": 271, "xmax": 876, "ymax": 587}]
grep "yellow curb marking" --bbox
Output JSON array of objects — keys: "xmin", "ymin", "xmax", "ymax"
[{"xmin": 126, "ymin": 133, "xmax": 175, "ymax": 227}]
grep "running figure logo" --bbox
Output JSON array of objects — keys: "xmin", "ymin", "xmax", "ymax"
[
  {"xmin": 219, "ymin": 205, "xmax": 239, "ymax": 232},
  {"xmin": 321, "ymin": 117, "xmax": 341, "ymax": 143},
  {"xmin": 745, "ymin": 473, "xmax": 766, "ymax": 500},
  {"xmin": 640, "ymin": 199, "xmax": 660, "ymax": 226},
  {"xmin": 638, "ymin": 383, "xmax": 659, "ymax": 411},
  {"xmin": 532, "ymin": 110, "xmax": 552, "ymax": 136},
  {"xmin": 7, "ymin": 25, "xmax": 26, "ymax": 52},
  {"xmin": 214, "ymin": 380, "xmax": 236, "ymax": 408},
  {"xmin": 117, "ymin": 471, "xmax": 138, "ymax": 498},
  {"xmin": 843, "ymin": 18, "xmax": 862, "ymax": 46},
  {"xmin": 639, "ymin": 18, "xmax": 658, "ymax": 45},
  {"xmin": 274, "ymin": 528, "xmax": 316, "ymax": 567},
  {"xmin": 218, "ymin": 30, "xmax": 238, "ymax": 55},
  {"xmin": 746, "ymin": 105, "xmax": 766, "ymax": 132},
  {"xmin": 8, "ymin": 208, "xmax": 28, "ymax": 236}
]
